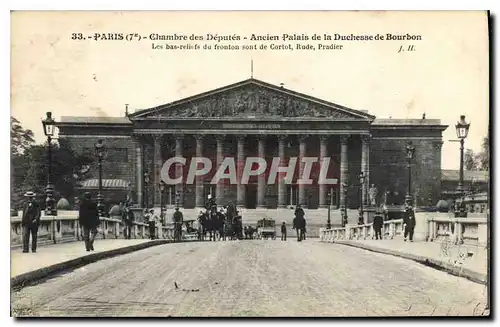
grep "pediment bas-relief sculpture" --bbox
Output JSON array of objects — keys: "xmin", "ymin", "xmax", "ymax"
[{"xmin": 137, "ymin": 81, "xmax": 370, "ymax": 119}]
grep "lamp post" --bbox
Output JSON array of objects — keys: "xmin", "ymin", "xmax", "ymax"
[
  {"xmin": 144, "ymin": 172, "xmax": 150, "ymax": 209},
  {"xmin": 456, "ymin": 115, "xmax": 470, "ymax": 194},
  {"xmin": 94, "ymin": 139, "xmax": 105, "ymax": 217},
  {"xmin": 455, "ymin": 115, "xmax": 470, "ymax": 217},
  {"xmin": 160, "ymin": 180, "xmax": 166, "ymax": 220},
  {"xmin": 358, "ymin": 172, "xmax": 366, "ymax": 225},
  {"xmin": 175, "ymin": 190, "xmax": 180, "ymax": 208},
  {"xmin": 326, "ymin": 188, "xmax": 333, "ymax": 229},
  {"xmin": 405, "ymin": 141, "xmax": 416, "ymax": 206},
  {"xmin": 341, "ymin": 182, "xmax": 348, "ymax": 227},
  {"xmin": 41, "ymin": 112, "xmax": 57, "ymax": 216}
]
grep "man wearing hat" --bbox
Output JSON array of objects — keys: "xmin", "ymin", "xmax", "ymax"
[
  {"xmin": 403, "ymin": 204, "xmax": 416, "ymax": 242},
  {"xmin": 373, "ymin": 208, "xmax": 384, "ymax": 240},
  {"xmin": 78, "ymin": 192, "xmax": 100, "ymax": 251},
  {"xmin": 21, "ymin": 191, "xmax": 41, "ymax": 253}
]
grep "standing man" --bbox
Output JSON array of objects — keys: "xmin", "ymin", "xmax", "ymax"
[
  {"xmin": 122, "ymin": 206, "xmax": 135, "ymax": 239},
  {"xmin": 78, "ymin": 192, "xmax": 100, "ymax": 251},
  {"xmin": 403, "ymin": 205, "xmax": 416, "ymax": 242},
  {"xmin": 373, "ymin": 209, "xmax": 384, "ymax": 240},
  {"xmin": 173, "ymin": 207, "xmax": 184, "ymax": 242},
  {"xmin": 281, "ymin": 222, "xmax": 287, "ymax": 241},
  {"xmin": 21, "ymin": 191, "xmax": 41, "ymax": 253}
]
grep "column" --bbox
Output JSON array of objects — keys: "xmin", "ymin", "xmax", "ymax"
[
  {"xmin": 153, "ymin": 135, "xmax": 162, "ymax": 207},
  {"xmin": 174, "ymin": 134, "xmax": 184, "ymax": 207},
  {"xmin": 298, "ymin": 135, "xmax": 308, "ymax": 206},
  {"xmin": 134, "ymin": 137, "xmax": 144, "ymax": 208},
  {"xmin": 236, "ymin": 135, "xmax": 246, "ymax": 207},
  {"xmin": 257, "ymin": 135, "xmax": 266, "ymax": 208},
  {"xmin": 319, "ymin": 135, "xmax": 328, "ymax": 208},
  {"xmin": 194, "ymin": 134, "xmax": 205, "ymax": 208},
  {"xmin": 215, "ymin": 135, "xmax": 225, "ymax": 202},
  {"xmin": 361, "ymin": 135, "xmax": 370, "ymax": 206},
  {"xmin": 277, "ymin": 135, "xmax": 287, "ymax": 208},
  {"xmin": 339, "ymin": 135, "xmax": 349, "ymax": 208}
]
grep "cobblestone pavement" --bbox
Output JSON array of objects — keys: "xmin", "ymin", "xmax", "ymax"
[{"xmin": 11, "ymin": 240, "xmax": 489, "ymax": 317}]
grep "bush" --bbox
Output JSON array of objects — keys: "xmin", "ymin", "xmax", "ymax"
[{"xmin": 436, "ymin": 200, "xmax": 449, "ymax": 213}]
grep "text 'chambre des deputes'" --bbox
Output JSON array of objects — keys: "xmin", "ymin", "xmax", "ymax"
[{"xmin": 147, "ymin": 32, "xmax": 423, "ymax": 51}]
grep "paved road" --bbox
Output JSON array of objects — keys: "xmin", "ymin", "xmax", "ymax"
[{"xmin": 11, "ymin": 240, "xmax": 488, "ymax": 317}]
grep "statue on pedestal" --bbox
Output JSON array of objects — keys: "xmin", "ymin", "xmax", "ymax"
[{"xmin": 368, "ymin": 184, "xmax": 378, "ymax": 207}]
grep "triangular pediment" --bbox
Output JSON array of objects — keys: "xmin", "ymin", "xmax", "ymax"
[{"xmin": 131, "ymin": 79, "xmax": 375, "ymax": 120}]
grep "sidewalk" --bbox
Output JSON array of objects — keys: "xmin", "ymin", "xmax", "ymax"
[
  {"xmin": 335, "ymin": 239, "xmax": 489, "ymax": 285},
  {"xmin": 11, "ymin": 239, "xmax": 171, "ymax": 288}
]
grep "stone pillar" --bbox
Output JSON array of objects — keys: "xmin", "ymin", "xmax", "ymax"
[
  {"xmin": 319, "ymin": 135, "xmax": 328, "ymax": 208},
  {"xmin": 277, "ymin": 135, "xmax": 287, "ymax": 208},
  {"xmin": 236, "ymin": 135, "xmax": 246, "ymax": 207},
  {"xmin": 257, "ymin": 135, "xmax": 266, "ymax": 208},
  {"xmin": 361, "ymin": 135, "xmax": 370, "ymax": 206},
  {"xmin": 298, "ymin": 135, "xmax": 308, "ymax": 206},
  {"xmin": 215, "ymin": 135, "xmax": 225, "ymax": 202},
  {"xmin": 134, "ymin": 137, "xmax": 144, "ymax": 208},
  {"xmin": 153, "ymin": 135, "xmax": 162, "ymax": 207},
  {"xmin": 174, "ymin": 134, "xmax": 184, "ymax": 207},
  {"xmin": 194, "ymin": 134, "xmax": 205, "ymax": 208},
  {"xmin": 339, "ymin": 135, "xmax": 349, "ymax": 208}
]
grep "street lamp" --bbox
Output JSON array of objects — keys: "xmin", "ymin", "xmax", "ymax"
[
  {"xmin": 175, "ymin": 190, "xmax": 181, "ymax": 208},
  {"xmin": 42, "ymin": 112, "xmax": 57, "ymax": 216},
  {"xmin": 358, "ymin": 172, "xmax": 366, "ymax": 225},
  {"xmin": 159, "ymin": 180, "xmax": 166, "ymax": 220},
  {"xmin": 326, "ymin": 188, "xmax": 334, "ymax": 229},
  {"xmin": 455, "ymin": 115, "xmax": 470, "ymax": 218},
  {"xmin": 94, "ymin": 139, "xmax": 105, "ymax": 216},
  {"xmin": 456, "ymin": 115, "xmax": 470, "ymax": 193},
  {"xmin": 144, "ymin": 172, "xmax": 150, "ymax": 209},
  {"xmin": 405, "ymin": 141, "xmax": 416, "ymax": 206},
  {"xmin": 341, "ymin": 182, "xmax": 348, "ymax": 227}
]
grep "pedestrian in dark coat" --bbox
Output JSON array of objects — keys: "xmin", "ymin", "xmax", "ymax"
[
  {"xmin": 78, "ymin": 192, "xmax": 100, "ymax": 251},
  {"xmin": 21, "ymin": 191, "xmax": 41, "ymax": 253},
  {"xmin": 403, "ymin": 206, "xmax": 416, "ymax": 242},
  {"xmin": 373, "ymin": 212, "xmax": 384, "ymax": 240},
  {"xmin": 281, "ymin": 222, "xmax": 287, "ymax": 241},
  {"xmin": 122, "ymin": 207, "xmax": 135, "ymax": 239}
]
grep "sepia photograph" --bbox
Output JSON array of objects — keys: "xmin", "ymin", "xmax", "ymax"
[{"xmin": 9, "ymin": 10, "xmax": 490, "ymax": 317}]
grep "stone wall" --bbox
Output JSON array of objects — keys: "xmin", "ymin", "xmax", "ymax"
[
  {"xmin": 370, "ymin": 138, "xmax": 442, "ymax": 207},
  {"xmin": 60, "ymin": 135, "xmax": 136, "ymax": 197}
]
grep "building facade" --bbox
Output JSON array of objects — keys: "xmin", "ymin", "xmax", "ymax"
[{"xmin": 57, "ymin": 78, "xmax": 448, "ymax": 210}]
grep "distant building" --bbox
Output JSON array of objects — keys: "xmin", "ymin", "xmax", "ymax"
[
  {"xmin": 56, "ymin": 78, "xmax": 447, "ymax": 210},
  {"xmin": 441, "ymin": 169, "xmax": 489, "ymax": 201}
]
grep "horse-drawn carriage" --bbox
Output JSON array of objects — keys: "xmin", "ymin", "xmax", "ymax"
[
  {"xmin": 181, "ymin": 219, "xmax": 198, "ymax": 240},
  {"xmin": 257, "ymin": 218, "xmax": 276, "ymax": 239}
]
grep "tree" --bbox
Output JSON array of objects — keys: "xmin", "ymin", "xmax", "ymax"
[
  {"xmin": 11, "ymin": 117, "xmax": 36, "ymax": 209},
  {"xmin": 476, "ymin": 134, "xmax": 489, "ymax": 171},
  {"xmin": 12, "ymin": 139, "xmax": 94, "ymax": 210},
  {"xmin": 463, "ymin": 133, "xmax": 489, "ymax": 172},
  {"xmin": 11, "ymin": 117, "xmax": 34, "ymax": 156},
  {"xmin": 464, "ymin": 149, "xmax": 478, "ymax": 171}
]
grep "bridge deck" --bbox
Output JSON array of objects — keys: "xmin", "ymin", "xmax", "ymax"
[{"xmin": 12, "ymin": 240, "xmax": 488, "ymax": 317}]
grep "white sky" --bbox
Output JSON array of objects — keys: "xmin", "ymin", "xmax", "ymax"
[{"xmin": 11, "ymin": 11, "xmax": 489, "ymax": 170}]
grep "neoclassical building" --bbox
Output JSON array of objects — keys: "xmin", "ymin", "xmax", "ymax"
[{"xmin": 57, "ymin": 78, "xmax": 447, "ymax": 212}]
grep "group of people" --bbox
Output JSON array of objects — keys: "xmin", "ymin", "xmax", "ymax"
[
  {"xmin": 371, "ymin": 202, "xmax": 416, "ymax": 241},
  {"xmin": 196, "ymin": 194, "xmax": 243, "ymax": 241}
]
